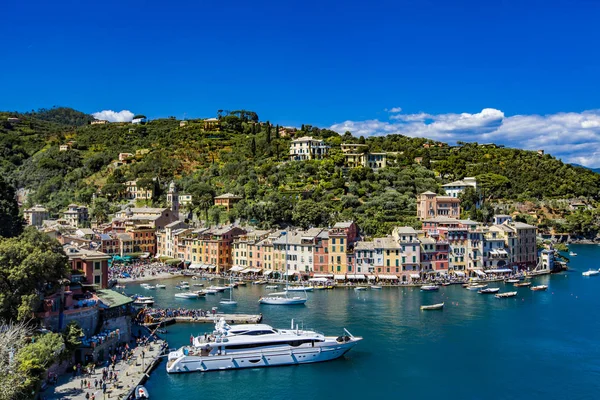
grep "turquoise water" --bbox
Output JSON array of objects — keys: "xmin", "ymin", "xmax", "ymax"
[{"xmin": 123, "ymin": 244, "xmax": 600, "ymax": 400}]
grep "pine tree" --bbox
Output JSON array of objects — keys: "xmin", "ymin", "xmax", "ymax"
[
  {"xmin": 266, "ymin": 124, "xmax": 271, "ymax": 143},
  {"xmin": 250, "ymin": 137, "xmax": 256, "ymax": 157}
]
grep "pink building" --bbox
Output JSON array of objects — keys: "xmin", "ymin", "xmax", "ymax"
[{"xmin": 416, "ymin": 191, "xmax": 461, "ymax": 220}]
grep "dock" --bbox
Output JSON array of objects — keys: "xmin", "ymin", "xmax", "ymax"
[{"xmin": 143, "ymin": 313, "xmax": 263, "ymax": 328}]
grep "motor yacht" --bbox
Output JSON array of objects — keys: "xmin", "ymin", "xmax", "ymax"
[
  {"xmin": 175, "ymin": 292, "xmax": 199, "ymax": 299},
  {"xmin": 582, "ymin": 269, "xmax": 599, "ymax": 276},
  {"xmin": 166, "ymin": 318, "xmax": 362, "ymax": 373}
]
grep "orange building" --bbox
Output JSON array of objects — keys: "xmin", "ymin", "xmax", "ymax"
[
  {"xmin": 214, "ymin": 193, "xmax": 243, "ymax": 211},
  {"xmin": 416, "ymin": 191, "xmax": 461, "ymax": 220}
]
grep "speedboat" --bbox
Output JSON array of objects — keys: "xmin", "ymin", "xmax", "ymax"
[
  {"xmin": 420, "ymin": 303, "xmax": 444, "ymax": 310},
  {"xmin": 166, "ymin": 318, "xmax": 362, "ymax": 373},
  {"xmin": 531, "ymin": 285, "xmax": 548, "ymax": 291},
  {"xmin": 505, "ymin": 279, "xmax": 521, "ymax": 284},
  {"xmin": 420, "ymin": 285, "xmax": 439, "ymax": 291},
  {"xmin": 208, "ymin": 286, "xmax": 228, "ymax": 292},
  {"xmin": 478, "ymin": 287, "xmax": 500, "ymax": 294},
  {"xmin": 265, "ymin": 285, "xmax": 279, "ymax": 289},
  {"xmin": 133, "ymin": 295, "xmax": 154, "ymax": 306},
  {"xmin": 192, "ymin": 283, "xmax": 204, "ymax": 287},
  {"xmin": 466, "ymin": 284, "xmax": 487, "ymax": 291},
  {"xmin": 175, "ymin": 285, "xmax": 189, "ymax": 290},
  {"xmin": 495, "ymin": 291, "xmax": 518, "ymax": 298},
  {"xmin": 582, "ymin": 269, "xmax": 599, "ymax": 276},
  {"xmin": 135, "ymin": 385, "xmax": 149, "ymax": 399},
  {"xmin": 175, "ymin": 292, "xmax": 199, "ymax": 299},
  {"xmin": 179, "ymin": 281, "xmax": 189, "ymax": 285},
  {"xmin": 370, "ymin": 285, "xmax": 382, "ymax": 290},
  {"xmin": 204, "ymin": 289, "xmax": 218, "ymax": 295},
  {"xmin": 354, "ymin": 286, "xmax": 368, "ymax": 291},
  {"xmin": 286, "ymin": 286, "xmax": 314, "ymax": 292},
  {"xmin": 253, "ymin": 280, "xmax": 268, "ymax": 285},
  {"xmin": 569, "ymin": 251, "xmax": 577, "ymax": 256},
  {"xmin": 156, "ymin": 284, "xmax": 166, "ymax": 289},
  {"xmin": 146, "ymin": 285, "xmax": 157, "ymax": 290}
]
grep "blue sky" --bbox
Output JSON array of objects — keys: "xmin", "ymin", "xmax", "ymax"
[{"xmin": 2, "ymin": 0, "xmax": 600, "ymax": 165}]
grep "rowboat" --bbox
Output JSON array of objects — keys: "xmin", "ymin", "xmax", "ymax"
[
  {"xmin": 420, "ymin": 285, "xmax": 439, "ymax": 291},
  {"xmin": 354, "ymin": 286, "xmax": 368, "ymax": 291},
  {"xmin": 505, "ymin": 279, "xmax": 520, "ymax": 284},
  {"xmin": 478, "ymin": 287, "xmax": 500, "ymax": 294},
  {"xmin": 495, "ymin": 291, "xmax": 517, "ymax": 298},
  {"xmin": 514, "ymin": 282, "xmax": 531, "ymax": 287},
  {"xmin": 253, "ymin": 280, "xmax": 268, "ymax": 285},
  {"xmin": 421, "ymin": 303, "xmax": 444, "ymax": 310},
  {"xmin": 370, "ymin": 285, "xmax": 382, "ymax": 290},
  {"xmin": 531, "ymin": 285, "xmax": 548, "ymax": 291}
]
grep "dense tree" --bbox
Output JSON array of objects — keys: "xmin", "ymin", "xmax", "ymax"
[
  {"xmin": 0, "ymin": 228, "xmax": 69, "ymax": 321},
  {"xmin": 0, "ymin": 176, "xmax": 23, "ymax": 238}
]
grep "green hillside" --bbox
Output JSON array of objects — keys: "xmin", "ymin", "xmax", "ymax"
[{"xmin": 2, "ymin": 107, "xmax": 599, "ymax": 236}]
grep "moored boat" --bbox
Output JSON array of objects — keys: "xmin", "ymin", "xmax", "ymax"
[
  {"xmin": 466, "ymin": 284, "xmax": 487, "ymax": 291},
  {"xmin": 253, "ymin": 280, "xmax": 268, "ymax": 285},
  {"xmin": 175, "ymin": 292, "xmax": 199, "ymax": 299},
  {"xmin": 505, "ymin": 279, "xmax": 521, "ymax": 284},
  {"xmin": 135, "ymin": 385, "xmax": 149, "ymax": 399},
  {"xmin": 420, "ymin": 303, "xmax": 444, "ymax": 310},
  {"xmin": 569, "ymin": 251, "xmax": 577, "ymax": 256},
  {"xmin": 286, "ymin": 286, "xmax": 314, "ymax": 292},
  {"xmin": 514, "ymin": 282, "xmax": 531, "ymax": 287},
  {"xmin": 478, "ymin": 287, "xmax": 500, "ymax": 294},
  {"xmin": 370, "ymin": 285, "xmax": 382, "ymax": 290},
  {"xmin": 531, "ymin": 285, "xmax": 548, "ymax": 291},
  {"xmin": 156, "ymin": 284, "xmax": 166, "ymax": 289},
  {"xmin": 354, "ymin": 286, "xmax": 367, "ymax": 291},
  {"xmin": 265, "ymin": 285, "xmax": 278, "ymax": 289},
  {"xmin": 495, "ymin": 291, "xmax": 518, "ymax": 298},
  {"xmin": 420, "ymin": 285, "xmax": 439, "ymax": 291},
  {"xmin": 166, "ymin": 318, "xmax": 361, "ymax": 373}
]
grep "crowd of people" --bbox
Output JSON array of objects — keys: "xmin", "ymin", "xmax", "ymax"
[
  {"xmin": 109, "ymin": 261, "xmax": 179, "ymax": 280},
  {"xmin": 136, "ymin": 307, "xmax": 214, "ymax": 324}
]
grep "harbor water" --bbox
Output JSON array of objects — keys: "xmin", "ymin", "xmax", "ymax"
[{"xmin": 123, "ymin": 244, "xmax": 600, "ymax": 400}]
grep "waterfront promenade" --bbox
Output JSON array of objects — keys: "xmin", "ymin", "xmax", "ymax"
[{"xmin": 43, "ymin": 338, "xmax": 166, "ymax": 400}]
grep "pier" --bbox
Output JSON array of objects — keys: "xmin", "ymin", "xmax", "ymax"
[{"xmin": 142, "ymin": 312, "xmax": 263, "ymax": 328}]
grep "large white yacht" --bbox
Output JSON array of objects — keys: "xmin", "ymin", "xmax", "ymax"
[{"xmin": 166, "ymin": 318, "xmax": 362, "ymax": 373}]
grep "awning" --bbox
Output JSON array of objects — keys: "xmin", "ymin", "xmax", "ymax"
[
  {"xmin": 347, "ymin": 274, "xmax": 366, "ymax": 280},
  {"xmin": 284, "ymin": 271, "xmax": 299, "ymax": 276},
  {"xmin": 200, "ymin": 264, "xmax": 209, "ymax": 269},
  {"xmin": 208, "ymin": 265, "xmax": 216, "ymax": 269},
  {"xmin": 497, "ymin": 249, "xmax": 508, "ymax": 255},
  {"xmin": 230, "ymin": 266, "xmax": 244, "ymax": 272},
  {"xmin": 486, "ymin": 268, "xmax": 512, "ymax": 273},
  {"xmin": 309, "ymin": 277, "xmax": 329, "ymax": 282},
  {"xmin": 474, "ymin": 270, "xmax": 486, "ymax": 277},
  {"xmin": 453, "ymin": 271, "xmax": 466, "ymax": 277},
  {"xmin": 262, "ymin": 269, "xmax": 274, "ymax": 276},
  {"xmin": 188, "ymin": 263, "xmax": 203, "ymax": 269},
  {"xmin": 366, "ymin": 275, "xmax": 376, "ymax": 280},
  {"xmin": 410, "ymin": 274, "xmax": 420, "ymax": 279},
  {"xmin": 378, "ymin": 274, "xmax": 398, "ymax": 280},
  {"xmin": 489, "ymin": 250, "xmax": 499, "ymax": 256},
  {"xmin": 334, "ymin": 274, "xmax": 346, "ymax": 280},
  {"xmin": 313, "ymin": 273, "xmax": 333, "ymax": 278}
]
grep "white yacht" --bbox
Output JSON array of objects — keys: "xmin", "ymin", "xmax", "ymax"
[
  {"xmin": 582, "ymin": 269, "xmax": 599, "ymax": 276},
  {"xmin": 286, "ymin": 286, "xmax": 314, "ymax": 292},
  {"xmin": 166, "ymin": 318, "xmax": 362, "ymax": 373}
]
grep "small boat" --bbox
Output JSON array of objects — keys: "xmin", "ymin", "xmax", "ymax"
[
  {"xmin": 569, "ymin": 251, "xmax": 577, "ymax": 256},
  {"xmin": 194, "ymin": 291, "xmax": 207, "ymax": 297},
  {"xmin": 531, "ymin": 285, "xmax": 548, "ymax": 291},
  {"xmin": 175, "ymin": 292, "xmax": 199, "ymax": 299},
  {"xmin": 253, "ymin": 280, "xmax": 268, "ymax": 285},
  {"xmin": 133, "ymin": 295, "xmax": 154, "ymax": 306},
  {"xmin": 420, "ymin": 285, "xmax": 439, "ymax": 291},
  {"xmin": 354, "ymin": 286, "xmax": 368, "ymax": 291},
  {"xmin": 582, "ymin": 269, "xmax": 600, "ymax": 276},
  {"xmin": 179, "ymin": 281, "xmax": 189, "ymax": 285},
  {"xmin": 265, "ymin": 285, "xmax": 279, "ymax": 289},
  {"xmin": 370, "ymin": 285, "xmax": 382, "ymax": 290},
  {"xmin": 495, "ymin": 291, "xmax": 518, "ymax": 298},
  {"xmin": 286, "ymin": 286, "xmax": 314, "ymax": 292},
  {"xmin": 175, "ymin": 285, "xmax": 189, "ymax": 290},
  {"xmin": 312, "ymin": 285, "xmax": 328, "ymax": 290},
  {"xmin": 115, "ymin": 284, "xmax": 126, "ymax": 289},
  {"xmin": 156, "ymin": 284, "xmax": 166, "ymax": 289},
  {"xmin": 192, "ymin": 276, "xmax": 198, "ymax": 280},
  {"xmin": 235, "ymin": 280, "xmax": 247, "ymax": 286},
  {"xmin": 442, "ymin": 282, "xmax": 451, "ymax": 286},
  {"xmin": 514, "ymin": 282, "xmax": 531, "ymax": 287},
  {"xmin": 478, "ymin": 287, "xmax": 500, "ymax": 294},
  {"xmin": 505, "ymin": 279, "xmax": 521, "ymax": 284},
  {"xmin": 135, "ymin": 385, "xmax": 149, "ymax": 399},
  {"xmin": 466, "ymin": 284, "xmax": 487, "ymax": 291},
  {"xmin": 156, "ymin": 329, "xmax": 167, "ymax": 334},
  {"xmin": 258, "ymin": 295, "xmax": 307, "ymax": 305},
  {"xmin": 208, "ymin": 286, "xmax": 228, "ymax": 292},
  {"xmin": 204, "ymin": 289, "xmax": 218, "ymax": 294},
  {"xmin": 420, "ymin": 303, "xmax": 444, "ymax": 310},
  {"xmin": 192, "ymin": 283, "xmax": 204, "ymax": 287}
]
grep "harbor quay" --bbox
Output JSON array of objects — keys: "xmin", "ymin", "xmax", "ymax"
[{"xmin": 43, "ymin": 335, "xmax": 166, "ymax": 400}]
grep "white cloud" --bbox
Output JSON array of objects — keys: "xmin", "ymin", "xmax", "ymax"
[
  {"xmin": 385, "ymin": 107, "xmax": 402, "ymax": 113},
  {"xmin": 330, "ymin": 108, "xmax": 600, "ymax": 168},
  {"xmin": 92, "ymin": 110, "xmax": 134, "ymax": 122}
]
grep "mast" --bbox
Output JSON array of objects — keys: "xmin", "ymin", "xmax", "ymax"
[{"xmin": 285, "ymin": 229, "xmax": 289, "ymax": 294}]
